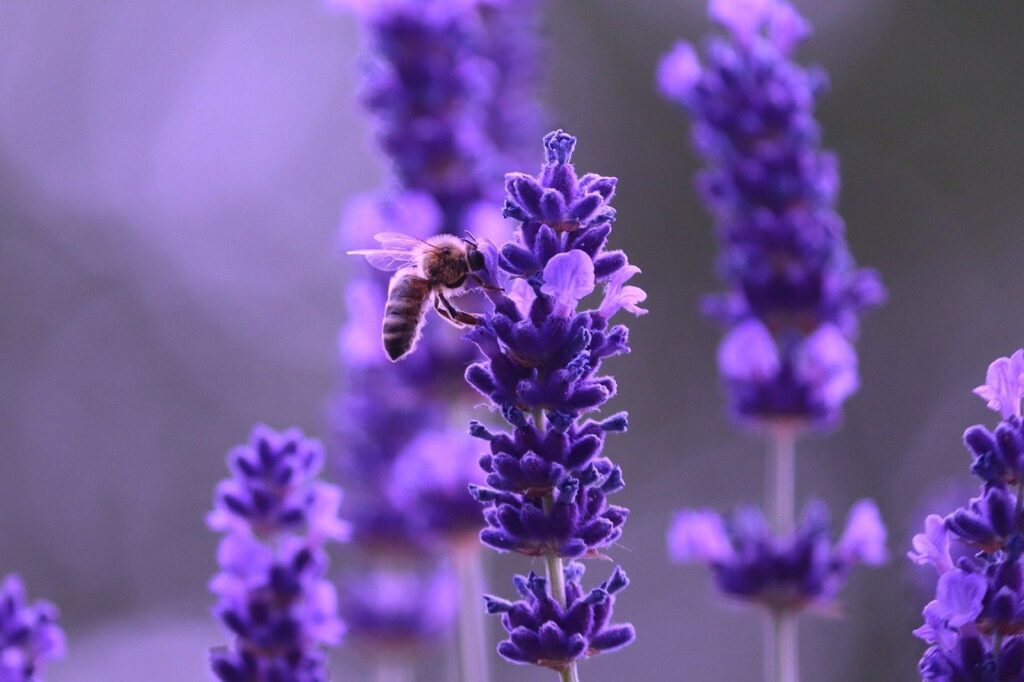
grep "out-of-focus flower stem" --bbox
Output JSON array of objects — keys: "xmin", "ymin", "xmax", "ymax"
[
  {"xmin": 376, "ymin": 660, "xmax": 415, "ymax": 682},
  {"xmin": 767, "ymin": 429, "xmax": 798, "ymax": 682},
  {"xmin": 456, "ymin": 547, "xmax": 491, "ymax": 682}
]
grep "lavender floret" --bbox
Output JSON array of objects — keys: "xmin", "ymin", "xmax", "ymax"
[
  {"xmin": 0, "ymin": 575, "xmax": 66, "ymax": 681},
  {"xmin": 669, "ymin": 500, "xmax": 886, "ymax": 613},
  {"xmin": 485, "ymin": 563, "xmax": 635, "ymax": 672},
  {"xmin": 659, "ymin": 0, "xmax": 885, "ymax": 430},
  {"xmin": 911, "ymin": 351, "xmax": 1024, "ymax": 680},
  {"xmin": 208, "ymin": 425, "xmax": 349, "ymax": 681}
]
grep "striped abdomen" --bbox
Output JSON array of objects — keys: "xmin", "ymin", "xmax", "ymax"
[{"xmin": 383, "ymin": 269, "xmax": 431, "ymax": 361}]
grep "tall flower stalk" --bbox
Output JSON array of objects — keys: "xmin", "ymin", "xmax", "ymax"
[
  {"xmin": 658, "ymin": 1, "xmax": 886, "ymax": 679},
  {"xmin": 0, "ymin": 574, "xmax": 66, "ymax": 681},
  {"xmin": 911, "ymin": 350, "xmax": 1024, "ymax": 680},
  {"xmin": 457, "ymin": 130, "xmax": 643, "ymax": 680},
  {"xmin": 334, "ymin": 0, "xmax": 546, "ymax": 679},
  {"xmin": 207, "ymin": 425, "xmax": 349, "ymax": 681}
]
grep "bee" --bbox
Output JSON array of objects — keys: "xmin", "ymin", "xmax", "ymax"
[{"xmin": 348, "ymin": 232, "xmax": 489, "ymax": 362}]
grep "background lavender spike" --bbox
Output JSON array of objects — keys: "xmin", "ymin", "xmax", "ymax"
[
  {"xmin": 207, "ymin": 424, "xmax": 349, "ymax": 682},
  {"xmin": 333, "ymin": 0, "xmax": 547, "ymax": 678},
  {"xmin": 455, "ymin": 130, "xmax": 644, "ymax": 679},
  {"xmin": 658, "ymin": 0, "xmax": 885, "ymax": 431},
  {"xmin": 659, "ymin": 2, "xmax": 887, "ymax": 681},
  {"xmin": 0, "ymin": 574, "xmax": 66, "ymax": 682},
  {"xmin": 910, "ymin": 350, "xmax": 1024, "ymax": 681}
]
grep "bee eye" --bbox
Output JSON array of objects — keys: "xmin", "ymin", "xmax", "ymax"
[{"xmin": 468, "ymin": 248, "xmax": 485, "ymax": 271}]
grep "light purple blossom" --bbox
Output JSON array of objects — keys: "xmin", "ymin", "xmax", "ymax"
[
  {"xmin": 339, "ymin": 278, "xmax": 388, "ymax": 369},
  {"xmin": 836, "ymin": 498, "xmax": 888, "ymax": 565},
  {"xmin": 0, "ymin": 574, "xmax": 66, "ymax": 681},
  {"xmin": 718, "ymin": 319, "xmax": 780, "ymax": 383},
  {"xmin": 908, "ymin": 514, "xmax": 954, "ymax": 574},
  {"xmin": 793, "ymin": 324, "xmax": 860, "ymax": 410},
  {"xmin": 932, "ymin": 570, "xmax": 986, "ymax": 628},
  {"xmin": 338, "ymin": 191, "xmax": 441, "ymax": 251},
  {"xmin": 973, "ymin": 348, "xmax": 1024, "ymax": 419},
  {"xmin": 708, "ymin": 0, "xmax": 775, "ymax": 42},
  {"xmin": 656, "ymin": 42, "xmax": 700, "ymax": 103},
  {"xmin": 598, "ymin": 264, "xmax": 649, "ymax": 319},
  {"xmin": 667, "ymin": 510, "xmax": 733, "ymax": 563},
  {"xmin": 540, "ymin": 250, "xmax": 595, "ymax": 317}
]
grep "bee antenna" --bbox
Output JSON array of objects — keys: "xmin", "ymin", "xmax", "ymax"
[{"xmin": 462, "ymin": 231, "xmax": 479, "ymax": 246}]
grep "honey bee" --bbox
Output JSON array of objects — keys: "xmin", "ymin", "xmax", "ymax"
[{"xmin": 349, "ymin": 232, "xmax": 489, "ymax": 361}]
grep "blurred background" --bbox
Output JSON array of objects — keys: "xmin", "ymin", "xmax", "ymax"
[{"xmin": 3, "ymin": 0, "xmax": 1024, "ymax": 679}]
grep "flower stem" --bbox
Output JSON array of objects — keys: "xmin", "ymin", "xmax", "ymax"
[
  {"xmin": 769, "ymin": 429, "xmax": 796, "ymax": 534},
  {"xmin": 766, "ymin": 430, "xmax": 798, "ymax": 682},
  {"xmin": 375, "ymin": 660, "xmax": 415, "ymax": 682},
  {"xmin": 543, "ymin": 539, "xmax": 579, "ymax": 682},
  {"xmin": 455, "ymin": 548, "xmax": 491, "ymax": 682}
]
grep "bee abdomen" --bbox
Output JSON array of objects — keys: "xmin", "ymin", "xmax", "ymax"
[{"xmin": 382, "ymin": 272, "xmax": 430, "ymax": 362}]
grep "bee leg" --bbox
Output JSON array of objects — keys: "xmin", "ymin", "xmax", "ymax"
[{"xmin": 435, "ymin": 291, "xmax": 482, "ymax": 327}]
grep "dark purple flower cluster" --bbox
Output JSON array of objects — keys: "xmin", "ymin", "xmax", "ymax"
[
  {"xmin": 460, "ymin": 130, "xmax": 643, "ymax": 669},
  {"xmin": 911, "ymin": 351, "xmax": 1024, "ymax": 681},
  {"xmin": 484, "ymin": 563, "xmax": 634, "ymax": 672},
  {"xmin": 0, "ymin": 574, "xmax": 66, "ymax": 681},
  {"xmin": 465, "ymin": 131, "xmax": 644, "ymax": 559},
  {"xmin": 669, "ymin": 499, "xmax": 886, "ymax": 613},
  {"xmin": 208, "ymin": 425, "xmax": 348, "ymax": 682},
  {"xmin": 658, "ymin": 0, "xmax": 885, "ymax": 430}
]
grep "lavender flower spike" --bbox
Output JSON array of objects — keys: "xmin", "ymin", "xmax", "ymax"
[
  {"xmin": 669, "ymin": 500, "xmax": 887, "ymax": 614},
  {"xmin": 208, "ymin": 425, "xmax": 349, "ymax": 682},
  {"xmin": 442, "ymin": 130, "xmax": 640, "ymax": 678},
  {"xmin": 485, "ymin": 563, "xmax": 634, "ymax": 672},
  {"xmin": 659, "ymin": 0, "xmax": 885, "ymax": 431},
  {"xmin": 0, "ymin": 575, "xmax": 66, "ymax": 681},
  {"xmin": 911, "ymin": 349, "xmax": 1024, "ymax": 680}
]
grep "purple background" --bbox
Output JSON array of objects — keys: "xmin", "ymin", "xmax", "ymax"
[{"xmin": 3, "ymin": 1, "xmax": 1024, "ymax": 679}]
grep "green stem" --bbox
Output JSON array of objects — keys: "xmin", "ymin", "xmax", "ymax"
[
  {"xmin": 542, "ymin": 491, "xmax": 580, "ymax": 682},
  {"xmin": 766, "ymin": 430, "xmax": 798, "ymax": 682},
  {"xmin": 455, "ymin": 548, "xmax": 491, "ymax": 682},
  {"xmin": 375, "ymin": 660, "xmax": 415, "ymax": 682}
]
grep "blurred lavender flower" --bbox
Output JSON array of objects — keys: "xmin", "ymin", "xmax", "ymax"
[
  {"xmin": 669, "ymin": 500, "xmax": 886, "ymax": 613},
  {"xmin": 332, "ymin": 0, "xmax": 547, "ymax": 670},
  {"xmin": 0, "ymin": 575, "xmax": 66, "ymax": 682},
  {"xmin": 911, "ymin": 350, "xmax": 1024, "ymax": 680},
  {"xmin": 660, "ymin": 4, "xmax": 887, "ymax": 678},
  {"xmin": 341, "ymin": 565, "xmax": 459, "ymax": 654},
  {"xmin": 208, "ymin": 425, "xmax": 348, "ymax": 682},
  {"xmin": 484, "ymin": 563, "xmax": 634, "ymax": 673},
  {"xmin": 659, "ymin": 0, "xmax": 885, "ymax": 430},
  {"xmin": 338, "ymin": 0, "xmax": 544, "ymax": 227}
]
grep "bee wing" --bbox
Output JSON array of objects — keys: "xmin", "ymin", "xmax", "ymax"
[
  {"xmin": 373, "ymin": 231, "xmax": 438, "ymax": 252},
  {"xmin": 347, "ymin": 248, "xmax": 418, "ymax": 272},
  {"xmin": 348, "ymin": 232, "xmax": 434, "ymax": 272}
]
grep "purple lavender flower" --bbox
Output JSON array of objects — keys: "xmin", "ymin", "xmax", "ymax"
[
  {"xmin": 463, "ymin": 131, "xmax": 640, "ymax": 547},
  {"xmin": 339, "ymin": 0, "xmax": 543, "ymax": 228},
  {"xmin": 669, "ymin": 499, "xmax": 886, "ymax": 613},
  {"xmin": 484, "ymin": 563, "xmax": 634, "ymax": 672},
  {"xmin": 659, "ymin": 0, "xmax": 884, "ymax": 430},
  {"xmin": 366, "ymin": 130, "xmax": 638, "ymax": 671},
  {"xmin": 0, "ymin": 575, "xmax": 66, "ymax": 681},
  {"xmin": 911, "ymin": 350, "xmax": 1024, "ymax": 680},
  {"xmin": 341, "ymin": 565, "xmax": 458, "ymax": 654},
  {"xmin": 208, "ymin": 425, "xmax": 348, "ymax": 682}
]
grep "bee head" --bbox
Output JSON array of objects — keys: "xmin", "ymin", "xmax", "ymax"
[{"xmin": 463, "ymin": 235, "xmax": 486, "ymax": 272}]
